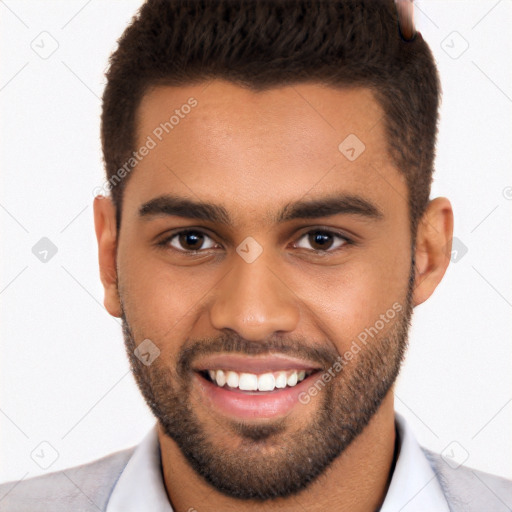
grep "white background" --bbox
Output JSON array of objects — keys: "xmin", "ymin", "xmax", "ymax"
[{"xmin": 1, "ymin": 0, "xmax": 511, "ymax": 486}]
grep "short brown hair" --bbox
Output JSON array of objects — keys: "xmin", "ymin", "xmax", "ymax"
[{"xmin": 101, "ymin": 0, "xmax": 440, "ymax": 238}]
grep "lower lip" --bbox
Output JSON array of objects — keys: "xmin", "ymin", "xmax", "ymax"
[{"xmin": 194, "ymin": 371, "xmax": 319, "ymax": 419}]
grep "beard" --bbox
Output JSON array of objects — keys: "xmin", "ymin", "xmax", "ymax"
[{"xmin": 120, "ymin": 261, "xmax": 415, "ymax": 501}]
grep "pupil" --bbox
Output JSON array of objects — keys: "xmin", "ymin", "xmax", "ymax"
[
  {"xmin": 181, "ymin": 231, "xmax": 203, "ymax": 249},
  {"xmin": 310, "ymin": 231, "xmax": 332, "ymax": 250}
]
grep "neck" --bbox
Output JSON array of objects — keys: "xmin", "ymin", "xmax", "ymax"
[{"xmin": 158, "ymin": 391, "xmax": 397, "ymax": 512}]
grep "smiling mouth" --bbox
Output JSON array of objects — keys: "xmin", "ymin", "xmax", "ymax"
[{"xmin": 197, "ymin": 368, "xmax": 318, "ymax": 393}]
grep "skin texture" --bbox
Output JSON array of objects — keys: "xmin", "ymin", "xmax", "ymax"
[{"xmin": 94, "ymin": 80, "xmax": 453, "ymax": 512}]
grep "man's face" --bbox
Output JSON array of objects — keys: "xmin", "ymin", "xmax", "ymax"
[{"xmin": 116, "ymin": 80, "xmax": 414, "ymax": 499}]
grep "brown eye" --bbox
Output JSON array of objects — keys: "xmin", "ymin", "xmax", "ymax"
[
  {"xmin": 295, "ymin": 230, "xmax": 349, "ymax": 253},
  {"xmin": 309, "ymin": 231, "xmax": 334, "ymax": 251},
  {"xmin": 166, "ymin": 230, "xmax": 217, "ymax": 252}
]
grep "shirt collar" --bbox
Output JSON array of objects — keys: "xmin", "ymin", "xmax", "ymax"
[
  {"xmin": 106, "ymin": 425, "xmax": 173, "ymax": 512},
  {"xmin": 379, "ymin": 412, "xmax": 450, "ymax": 512},
  {"xmin": 106, "ymin": 412, "xmax": 449, "ymax": 512}
]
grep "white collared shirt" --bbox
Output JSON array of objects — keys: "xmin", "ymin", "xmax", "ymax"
[
  {"xmin": 106, "ymin": 412, "xmax": 450, "ymax": 511},
  {"xmin": 380, "ymin": 412, "xmax": 450, "ymax": 512}
]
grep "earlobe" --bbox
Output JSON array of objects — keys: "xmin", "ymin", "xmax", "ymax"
[
  {"xmin": 412, "ymin": 197, "xmax": 454, "ymax": 307},
  {"xmin": 93, "ymin": 195, "xmax": 122, "ymax": 318}
]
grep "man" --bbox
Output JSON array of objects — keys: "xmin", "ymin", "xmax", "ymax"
[{"xmin": 1, "ymin": 0, "xmax": 511, "ymax": 510}]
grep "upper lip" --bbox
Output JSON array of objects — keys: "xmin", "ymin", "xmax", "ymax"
[{"xmin": 192, "ymin": 354, "xmax": 322, "ymax": 374}]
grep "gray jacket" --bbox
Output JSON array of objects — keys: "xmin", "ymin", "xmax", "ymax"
[{"xmin": 0, "ymin": 447, "xmax": 511, "ymax": 511}]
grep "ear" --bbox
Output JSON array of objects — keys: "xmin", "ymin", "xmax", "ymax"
[
  {"xmin": 93, "ymin": 195, "xmax": 121, "ymax": 317},
  {"xmin": 412, "ymin": 197, "xmax": 454, "ymax": 307}
]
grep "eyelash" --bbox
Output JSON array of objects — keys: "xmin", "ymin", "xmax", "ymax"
[{"xmin": 156, "ymin": 228, "xmax": 353, "ymax": 255}]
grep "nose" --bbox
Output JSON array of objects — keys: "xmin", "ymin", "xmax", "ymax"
[{"xmin": 209, "ymin": 251, "xmax": 300, "ymax": 341}]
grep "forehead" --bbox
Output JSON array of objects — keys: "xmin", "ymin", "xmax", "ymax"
[{"xmin": 127, "ymin": 80, "xmax": 406, "ymax": 225}]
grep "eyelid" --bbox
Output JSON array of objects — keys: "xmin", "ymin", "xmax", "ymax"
[{"xmin": 157, "ymin": 226, "xmax": 353, "ymax": 254}]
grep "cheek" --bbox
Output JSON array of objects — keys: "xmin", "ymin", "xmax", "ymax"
[
  {"xmin": 288, "ymin": 245, "xmax": 410, "ymax": 352},
  {"xmin": 117, "ymin": 251, "xmax": 217, "ymax": 348}
]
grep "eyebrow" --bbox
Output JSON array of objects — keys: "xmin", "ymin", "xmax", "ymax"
[{"xmin": 138, "ymin": 193, "xmax": 384, "ymax": 225}]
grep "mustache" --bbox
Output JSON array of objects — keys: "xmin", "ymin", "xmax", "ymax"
[
  {"xmin": 176, "ymin": 333, "xmax": 339, "ymax": 375},
  {"xmin": 120, "ymin": 311, "xmax": 339, "ymax": 374}
]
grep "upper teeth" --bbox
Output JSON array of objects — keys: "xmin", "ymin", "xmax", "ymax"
[{"xmin": 207, "ymin": 369, "xmax": 310, "ymax": 391}]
